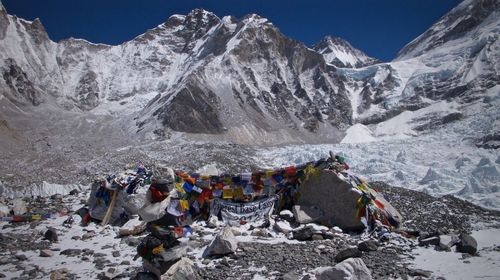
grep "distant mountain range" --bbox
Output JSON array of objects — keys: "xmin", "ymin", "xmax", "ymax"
[{"xmin": 0, "ymin": 0, "xmax": 498, "ymax": 147}]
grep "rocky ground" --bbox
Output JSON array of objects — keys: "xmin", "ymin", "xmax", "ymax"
[{"xmin": 0, "ymin": 181, "xmax": 499, "ymax": 280}]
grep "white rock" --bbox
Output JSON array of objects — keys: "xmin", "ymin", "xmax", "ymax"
[
  {"xmin": 274, "ymin": 220, "xmax": 293, "ymax": 234},
  {"xmin": 162, "ymin": 257, "xmax": 199, "ymax": 280},
  {"xmin": 314, "ymin": 258, "xmax": 372, "ymax": 280},
  {"xmin": 12, "ymin": 198, "xmax": 27, "ymax": 215},
  {"xmin": 203, "ymin": 227, "xmax": 238, "ymax": 257}
]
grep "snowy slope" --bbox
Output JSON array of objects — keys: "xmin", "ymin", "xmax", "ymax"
[{"xmin": 313, "ymin": 36, "xmax": 379, "ymax": 68}]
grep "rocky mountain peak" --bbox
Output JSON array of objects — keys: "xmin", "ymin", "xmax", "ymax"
[
  {"xmin": 184, "ymin": 8, "xmax": 220, "ymax": 28},
  {"xmin": 163, "ymin": 14, "xmax": 186, "ymax": 28},
  {"xmin": 397, "ymin": 0, "xmax": 499, "ymax": 59},
  {"xmin": 313, "ymin": 35, "xmax": 379, "ymax": 68},
  {"xmin": 240, "ymin": 13, "xmax": 270, "ymax": 27}
]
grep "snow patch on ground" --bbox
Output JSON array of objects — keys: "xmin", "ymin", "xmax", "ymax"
[{"xmin": 410, "ymin": 228, "xmax": 500, "ymax": 280}]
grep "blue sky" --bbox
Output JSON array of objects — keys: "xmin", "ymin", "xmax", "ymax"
[{"xmin": 2, "ymin": 0, "xmax": 461, "ymax": 61}]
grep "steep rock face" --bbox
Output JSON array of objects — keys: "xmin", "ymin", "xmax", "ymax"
[
  {"xmin": 313, "ymin": 36, "xmax": 380, "ymax": 68},
  {"xmin": 136, "ymin": 13, "xmax": 353, "ymax": 142},
  {"xmin": 0, "ymin": 1, "xmax": 8, "ymax": 39},
  {"xmin": 398, "ymin": 0, "xmax": 499, "ymax": 59},
  {"xmin": 75, "ymin": 70, "xmax": 99, "ymax": 110},
  {"xmin": 2, "ymin": 58, "xmax": 43, "ymax": 106}
]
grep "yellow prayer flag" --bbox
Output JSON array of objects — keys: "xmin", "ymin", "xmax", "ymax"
[
  {"xmin": 179, "ymin": 199, "xmax": 189, "ymax": 211},
  {"xmin": 223, "ymin": 188, "xmax": 233, "ymax": 199},
  {"xmin": 233, "ymin": 187, "xmax": 244, "ymax": 199},
  {"xmin": 175, "ymin": 183, "xmax": 186, "ymax": 193},
  {"xmin": 152, "ymin": 244, "xmax": 164, "ymax": 254}
]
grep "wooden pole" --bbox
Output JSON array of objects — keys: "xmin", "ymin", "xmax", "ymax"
[{"xmin": 101, "ymin": 181, "xmax": 121, "ymax": 226}]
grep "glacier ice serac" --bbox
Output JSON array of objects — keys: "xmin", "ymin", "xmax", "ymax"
[{"xmin": 0, "ymin": 0, "xmax": 499, "ymax": 209}]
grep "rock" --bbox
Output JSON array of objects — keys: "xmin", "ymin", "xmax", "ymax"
[
  {"xmin": 292, "ymin": 205, "xmax": 323, "ymax": 224},
  {"xmin": 101, "ymin": 267, "xmax": 119, "ymax": 279},
  {"xmin": 292, "ymin": 227, "xmax": 314, "ymax": 241},
  {"xmin": 40, "ymin": 249, "xmax": 54, "ymax": 257},
  {"xmin": 60, "ymin": 249, "xmax": 82, "ymax": 257},
  {"xmin": 132, "ymin": 272, "xmax": 157, "ymax": 280},
  {"xmin": 0, "ymin": 273, "xmax": 5, "ymax": 278},
  {"xmin": 162, "ymin": 257, "xmax": 200, "ymax": 280},
  {"xmin": 312, "ymin": 234, "xmax": 324, "ymax": 241},
  {"xmin": 358, "ymin": 240, "xmax": 379, "ymax": 252},
  {"xmin": 123, "ymin": 237, "xmax": 141, "ymax": 247},
  {"xmin": 439, "ymin": 234, "xmax": 460, "ymax": 247},
  {"xmin": 281, "ymin": 270, "xmax": 300, "ymax": 280},
  {"xmin": 274, "ymin": 220, "xmax": 293, "ymax": 234},
  {"xmin": 321, "ymin": 231, "xmax": 335, "ymax": 240},
  {"xmin": 94, "ymin": 252, "xmax": 107, "ymax": 258},
  {"xmin": 279, "ymin": 210, "xmax": 295, "ymax": 222},
  {"xmin": 15, "ymin": 254, "xmax": 28, "ymax": 261},
  {"xmin": 112, "ymin": 251, "xmax": 120, "ymax": 257},
  {"xmin": 159, "ymin": 245, "xmax": 188, "ymax": 264},
  {"xmin": 435, "ymin": 243, "xmax": 451, "ymax": 252},
  {"xmin": 408, "ymin": 268, "xmax": 432, "ymax": 278},
  {"xmin": 51, "ymin": 194, "xmax": 63, "ymax": 200},
  {"xmin": 94, "ymin": 257, "xmax": 110, "ymax": 270},
  {"xmin": 334, "ymin": 248, "xmax": 362, "ymax": 263},
  {"xmin": 297, "ymin": 169, "xmax": 401, "ymax": 231},
  {"xmin": 44, "ymin": 228, "xmax": 58, "ymax": 242},
  {"xmin": 203, "ymin": 227, "xmax": 238, "ymax": 258},
  {"xmin": 314, "ymin": 258, "xmax": 372, "ymax": 280},
  {"xmin": 207, "ymin": 216, "xmax": 222, "ymax": 228},
  {"xmin": 120, "ymin": 260, "xmax": 130, "ymax": 265},
  {"xmin": 50, "ymin": 268, "xmax": 72, "ymax": 280},
  {"xmin": 251, "ymin": 228, "xmax": 272, "ymax": 238},
  {"xmin": 435, "ymin": 234, "xmax": 459, "ymax": 251},
  {"xmin": 82, "ymin": 231, "xmax": 96, "ymax": 240},
  {"xmin": 457, "ymin": 233, "xmax": 478, "ymax": 255},
  {"xmin": 331, "ymin": 226, "xmax": 343, "ymax": 234},
  {"xmin": 69, "ymin": 189, "xmax": 79, "ymax": 195}
]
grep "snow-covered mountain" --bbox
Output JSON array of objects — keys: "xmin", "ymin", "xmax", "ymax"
[
  {"xmin": 342, "ymin": 0, "xmax": 499, "ymax": 125},
  {"xmin": 0, "ymin": 7, "xmax": 355, "ymax": 145},
  {"xmin": 1, "ymin": 0, "xmax": 497, "ymax": 144},
  {"xmin": 312, "ymin": 35, "xmax": 379, "ymax": 68}
]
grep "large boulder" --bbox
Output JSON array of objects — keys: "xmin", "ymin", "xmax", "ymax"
[
  {"xmin": 203, "ymin": 227, "xmax": 238, "ymax": 258},
  {"xmin": 161, "ymin": 257, "xmax": 200, "ymax": 280},
  {"xmin": 298, "ymin": 170, "xmax": 402, "ymax": 231},
  {"xmin": 335, "ymin": 248, "xmax": 362, "ymax": 263},
  {"xmin": 143, "ymin": 245, "xmax": 189, "ymax": 278},
  {"xmin": 298, "ymin": 170, "xmax": 362, "ymax": 230},
  {"xmin": 314, "ymin": 258, "xmax": 372, "ymax": 280},
  {"xmin": 456, "ymin": 233, "xmax": 478, "ymax": 255}
]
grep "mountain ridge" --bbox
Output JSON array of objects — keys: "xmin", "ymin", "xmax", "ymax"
[{"xmin": 0, "ymin": 1, "xmax": 498, "ymax": 146}]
